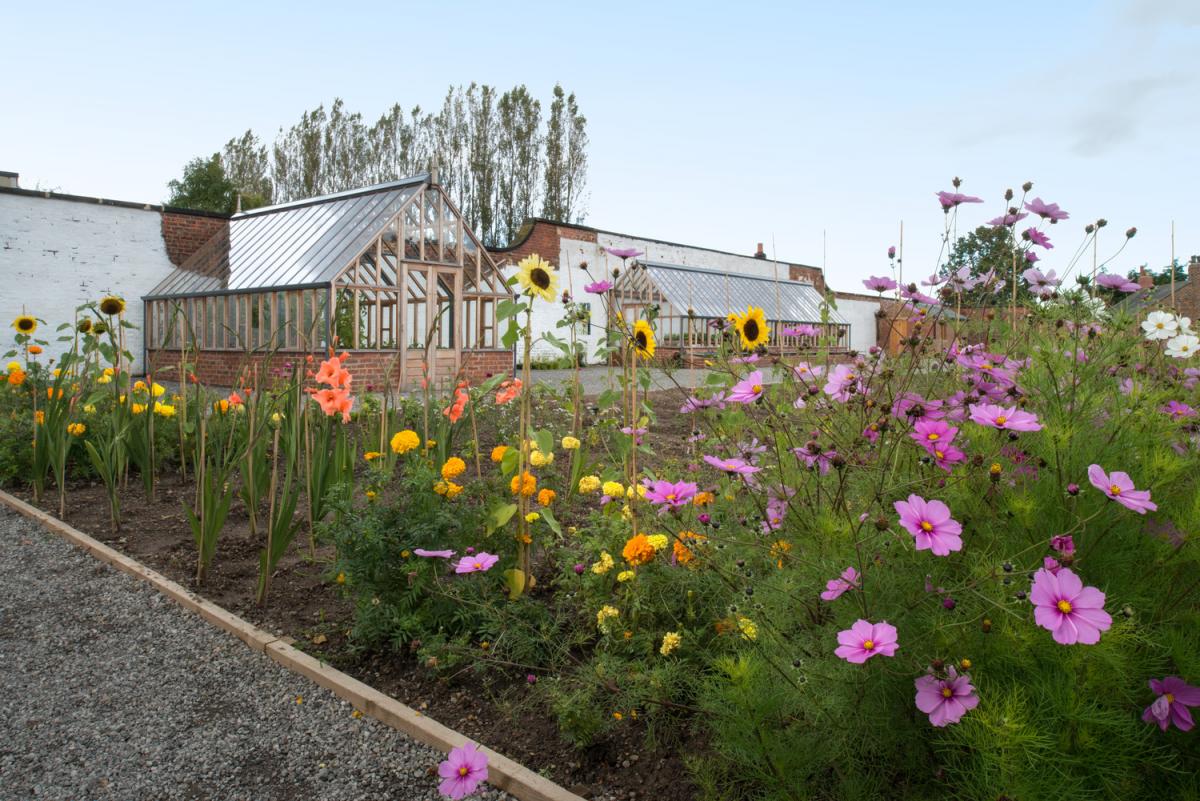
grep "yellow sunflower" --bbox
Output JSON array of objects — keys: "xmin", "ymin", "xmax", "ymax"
[
  {"xmin": 12, "ymin": 315, "xmax": 37, "ymax": 335},
  {"xmin": 516, "ymin": 255, "xmax": 558, "ymax": 302},
  {"xmin": 632, "ymin": 320, "xmax": 656, "ymax": 359},
  {"xmin": 732, "ymin": 306, "xmax": 770, "ymax": 350},
  {"xmin": 99, "ymin": 296, "xmax": 126, "ymax": 316}
]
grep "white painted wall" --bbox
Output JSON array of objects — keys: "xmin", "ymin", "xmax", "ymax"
[
  {"xmin": 0, "ymin": 194, "xmax": 176, "ymax": 372},
  {"xmin": 833, "ymin": 296, "xmax": 881, "ymax": 353}
]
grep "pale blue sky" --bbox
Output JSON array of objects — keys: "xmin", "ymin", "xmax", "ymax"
[{"xmin": 2, "ymin": 0, "xmax": 1197, "ymax": 289}]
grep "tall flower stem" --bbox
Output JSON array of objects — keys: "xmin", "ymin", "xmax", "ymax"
[{"xmin": 516, "ymin": 304, "xmax": 534, "ymax": 585}]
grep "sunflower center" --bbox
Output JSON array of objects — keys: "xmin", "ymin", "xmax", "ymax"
[
  {"xmin": 531, "ymin": 268, "xmax": 550, "ymax": 290},
  {"xmin": 995, "ymin": 416, "xmax": 1007, "ymax": 426},
  {"xmin": 1109, "ymin": 484, "xmax": 1121, "ymax": 496},
  {"xmin": 862, "ymin": 639, "xmax": 875, "ymax": 650},
  {"xmin": 17, "ymin": 318, "xmax": 34, "ymax": 332},
  {"xmin": 635, "ymin": 332, "xmax": 648, "ymax": 349},
  {"xmin": 941, "ymin": 687, "xmax": 953, "ymax": 698},
  {"xmin": 743, "ymin": 320, "xmax": 759, "ymax": 340},
  {"xmin": 1057, "ymin": 599, "xmax": 1073, "ymax": 614},
  {"xmin": 920, "ymin": 520, "xmax": 933, "ymax": 532}
]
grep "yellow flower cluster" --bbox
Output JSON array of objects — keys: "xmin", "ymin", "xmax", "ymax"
[
  {"xmin": 441, "ymin": 457, "xmax": 466, "ymax": 481},
  {"xmin": 591, "ymin": 551, "xmax": 614, "ymax": 575},
  {"xmin": 737, "ymin": 616, "xmax": 758, "ymax": 641},
  {"xmin": 510, "ymin": 471, "xmax": 537, "ymax": 496},
  {"xmin": 617, "ymin": 570, "xmax": 635, "ymax": 583},
  {"xmin": 578, "ymin": 475, "xmax": 601, "ymax": 494},
  {"xmin": 66, "ymin": 422, "xmax": 86, "ymax": 437},
  {"xmin": 646, "ymin": 534, "xmax": 669, "ymax": 552},
  {"xmin": 364, "ymin": 451, "xmax": 382, "ymax": 462},
  {"xmin": 660, "ymin": 631, "xmax": 681, "ymax": 656},
  {"xmin": 561, "ymin": 436, "xmax": 580, "ymax": 450},
  {"xmin": 602, "ymin": 480, "xmax": 624, "ymax": 498},
  {"xmin": 622, "ymin": 534, "xmax": 656, "ymax": 566},
  {"xmin": 530, "ymin": 449, "xmax": 554, "ymax": 467},
  {"xmin": 153, "ymin": 402, "xmax": 175, "ymax": 417},
  {"xmin": 390, "ymin": 429, "xmax": 420, "ymax": 454},
  {"xmin": 596, "ymin": 605, "xmax": 619, "ymax": 633},
  {"xmin": 490, "ymin": 445, "xmax": 508, "ymax": 463}
]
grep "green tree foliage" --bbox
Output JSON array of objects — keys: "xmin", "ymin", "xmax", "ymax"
[
  {"xmin": 943, "ymin": 224, "xmax": 1029, "ymax": 304},
  {"xmin": 168, "ymin": 85, "xmax": 588, "ymax": 244},
  {"xmin": 1126, "ymin": 260, "xmax": 1187, "ymax": 286}
]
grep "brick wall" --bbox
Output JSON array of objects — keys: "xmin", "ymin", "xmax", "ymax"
[
  {"xmin": 147, "ymin": 348, "xmax": 514, "ymax": 391},
  {"xmin": 492, "ymin": 220, "xmax": 597, "ymax": 266},
  {"xmin": 788, "ymin": 264, "xmax": 826, "ymax": 294},
  {"xmin": 161, "ymin": 211, "xmax": 227, "ymax": 267}
]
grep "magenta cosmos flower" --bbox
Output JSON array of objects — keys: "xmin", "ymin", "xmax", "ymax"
[
  {"xmin": 910, "ymin": 419, "xmax": 958, "ymax": 452},
  {"xmin": 936, "ymin": 190, "xmax": 983, "ymax": 210},
  {"xmin": 454, "ymin": 552, "xmax": 499, "ymax": 574},
  {"xmin": 1162, "ymin": 400, "xmax": 1196, "ymax": 419},
  {"xmin": 968, "ymin": 403, "xmax": 1042, "ymax": 432},
  {"xmin": 1142, "ymin": 677, "xmax": 1200, "ymax": 732},
  {"xmin": 914, "ymin": 666, "xmax": 979, "ymax": 727},
  {"xmin": 930, "ymin": 443, "xmax": 967, "ymax": 473},
  {"xmin": 1030, "ymin": 566, "xmax": 1112, "ymax": 645},
  {"xmin": 895, "ymin": 495, "xmax": 963, "ymax": 555},
  {"xmin": 604, "ymin": 246, "xmax": 642, "ymax": 260},
  {"xmin": 1095, "ymin": 273, "xmax": 1139, "ymax": 293},
  {"xmin": 1024, "ymin": 197, "xmax": 1069, "ymax": 222},
  {"xmin": 821, "ymin": 566, "xmax": 860, "ymax": 601},
  {"xmin": 727, "ymin": 370, "xmax": 766, "ymax": 404},
  {"xmin": 703, "ymin": 454, "xmax": 761, "ymax": 475},
  {"xmin": 642, "ymin": 479, "xmax": 698, "ymax": 510},
  {"xmin": 863, "ymin": 275, "xmax": 898, "ymax": 293},
  {"xmin": 438, "ymin": 741, "xmax": 489, "ymax": 799},
  {"xmin": 835, "ymin": 619, "xmax": 899, "ymax": 663},
  {"xmin": 823, "ymin": 363, "xmax": 862, "ymax": 403},
  {"xmin": 1023, "ymin": 227, "xmax": 1054, "ymax": 249},
  {"xmin": 988, "ymin": 211, "xmax": 1029, "ymax": 227},
  {"xmin": 584, "ymin": 280, "xmax": 613, "ymax": 294},
  {"xmin": 414, "ymin": 548, "xmax": 456, "ymax": 558},
  {"xmin": 1087, "ymin": 464, "xmax": 1157, "ymax": 514}
]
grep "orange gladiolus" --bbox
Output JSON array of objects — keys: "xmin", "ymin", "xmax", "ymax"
[
  {"xmin": 313, "ymin": 387, "xmax": 354, "ymax": 423},
  {"xmin": 314, "ymin": 356, "xmax": 351, "ymax": 389},
  {"xmin": 443, "ymin": 384, "xmax": 469, "ymax": 423}
]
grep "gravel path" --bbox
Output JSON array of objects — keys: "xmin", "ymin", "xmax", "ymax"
[{"xmin": 0, "ymin": 508, "xmax": 515, "ymax": 801}]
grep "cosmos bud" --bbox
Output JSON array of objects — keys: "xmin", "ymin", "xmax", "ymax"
[
  {"xmin": 1004, "ymin": 188, "xmax": 1014, "ymax": 201},
  {"xmin": 1125, "ymin": 227, "xmax": 1137, "ymax": 238},
  {"xmin": 1022, "ymin": 181, "xmax": 1033, "ymax": 192}
]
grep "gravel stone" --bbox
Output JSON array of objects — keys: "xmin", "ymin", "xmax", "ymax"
[{"xmin": 0, "ymin": 508, "xmax": 515, "ymax": 801}]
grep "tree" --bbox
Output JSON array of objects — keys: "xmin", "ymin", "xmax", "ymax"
[
  {"xmin": 1126, "ymin": 261, "xmax": 1186, "ymax": 286},
  {"xmin": 942, "ymin": 225, "xmax": 1028, "ymax": 304},
  {"xmin": 166, "ymin": 154, "xmax": 236, "ymax": 213},
  {"xmin": 221, "ymin": 130, "xmax": 272, "ymax": 208}
]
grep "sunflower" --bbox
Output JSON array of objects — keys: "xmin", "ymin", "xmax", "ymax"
[
  {"xmin": 12, "ymin": 315, "xmax": 37, "ymax": 335},
  {"xmin": 99, "ymin": 296, "xmax": 125, "ymax": 316},
  {"xmin": 732, "ymin": 306, "xmax": 770, "ymax": 350},
  {"xmin": 632, "ymin": 320, "xmax": 656, "ymax": 359},
  {"xmin": 516, "ymin": 255, "xmax": 558, "ymax": 302},
  {"xmin": 76, "ymin": 318, "xmax": 93, "ymax": 334},
  {"xmin": 91, "ymin": 321, "xmax": 109, "ymax": 335}
]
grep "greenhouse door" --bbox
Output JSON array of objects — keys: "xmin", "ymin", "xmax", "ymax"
[{"xmin": 428, "ymin": 267, "xmax": 460, "ymax": 387}]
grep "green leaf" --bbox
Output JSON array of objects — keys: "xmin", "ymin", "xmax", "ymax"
[
  {"xmin": 502, "ymin": 568, "xmax": 527, "ymax": 600},
  {"xmin": 488, "ymin": 502, "xmax": 518, "ymax": 534},
  {"xmin": 501, "ymin": 320, "xmax": 520, "ymax": 349},
  {"xmin": 541, "ymin": 507, "xmax": 562, "ymax": 537},
  {"xmin": 533, "ymin": 428, "xmax": 554, "ymax": 456},
  {"xmin": 500, "ymin": 445, "xmax": 520, "ymax": 476}
]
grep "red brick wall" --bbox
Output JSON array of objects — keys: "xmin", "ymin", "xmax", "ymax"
[
  {"xmin": 147, "ymin": 348, "xmax": 513, "ymax": 390},
  {"xmin": 489, "ymin": 220, "xmax": 596, "ymax": 266},
  {"xmin": 788, "ymin": 264, "xmax": 826, "ymax": 294},
  {"xmin": 161, "ymin": 211, "xmax": 227, "ymax": 267}
]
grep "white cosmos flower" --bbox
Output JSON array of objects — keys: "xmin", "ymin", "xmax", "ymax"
[
  {"xmin": 1165, "ymin": 333, "xmax": 1200, "ymax": 359},
  {"xmin": 1142, "ymin": 310, "xmax": 1178, "ymax": 340}
]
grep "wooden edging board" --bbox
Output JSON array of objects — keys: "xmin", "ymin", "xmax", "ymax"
[{"xmin": 0, "ymin": 489, "xmax": 586, "ymax": 801}]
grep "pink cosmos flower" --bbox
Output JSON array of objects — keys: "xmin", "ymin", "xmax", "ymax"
[
  {"xmin": 834, "ymin": 619, "xmax": 899, "ymax": 663},
  {"xmin": 1162, "ymin": 400, "xmax": 1196, "ymax": 419},
  {"xmin": 1050, "ymin": 534, "xmax": 1075, "ymax": 556},
  {"xmin": 1024, "ymin": 197, "xmax": 1069, "ymax": 222},
  {"xmin": 914, "ymin": 666, "xmax": 979, "ymax": 727},
  {"xmin": 604, "ymin": 247, "xmax": 642, "ymax": 260},
  {"xmin": 1087, "ymin": 464, "xmax": 1157, "ymax": 514},
  {"xmin": 900, "ymin": 286, "xmax": 938, "ymax": 305},
  {"xmin": 821, "ymin": 567, "xmax": 860, "ymax": 601},
  {"xmin": 1023, "ymin": 227, "xmax": 1054, "ymax": 249},
  {"xmin": 782, "ymin": 324, "xmax": 820, "ymax": 337},
  {"xmin": 702, "ymin": 455, "xmax": 761, "ymax": 475},
  {"xmin": 862, "ymin": 424, "xmax": 881, "ymax": 444},
  {"xmin": 936, "ymin": 191, "xmax": 983, "ymax": 210},
  {"xmin": 823, "ymin": 363, "xmax": 862, "ymax": 403},
  {"xmin": 642, "ymin": 479, "xmax": 698, "ymax": 510},
  {"xmin": 680, "ymin": 392, "xmax": 726, "ymax": 413},
  {"xmin": 438, "ymin": 741, "xmax": 489, "ymax": 799},
  {"xmin": 584, "ymin": 280, "xmax": 613, "ymax": 294},
  {"xmin": 930, "ymin": 443, "xmax": 967, "ymax": 473},
  {"xmin": 910, "ymin": 419, "xmax": 958, "ymax": 452},
  {"xmin": 894, "ymin": 495, "xmax": 963, "ymax": 555},
  {"xmin": 1142, "ymin": 677, "xmax": 1200, "ymax": 732},
  {"xmin": 414, "ymin": 549, "xmax": 456, "ymax": 558},
  {"xmin": 1095, "ymin": 273, "xmax": 1139, "ymax": 293},
  {"xmin": 863, "ymin": 275, "xmax": 898, "ymax": 293},
  {"xmin": 968, "ymin": 403, "xmax": 1042, "ymax": 432},
  {"xmin": 727, "ymin": 371, "xmax": 766, "ymax": 404},
  {"xmin": 1029, "ymin": 567, "xmax": 1112, "ymax": 645},
  {"xmin": 454, "ymin": 552, "xmax": 500, "ymax": 574},
  {"xmin": 988, "ymin": 212, "xmax": 1029, "ymax": 227}
]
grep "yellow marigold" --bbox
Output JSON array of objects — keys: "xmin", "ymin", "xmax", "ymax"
[
  {"xmin": 131, "ymin": 403, "xmax": 147, "ymax": 415},
  {"xmin": 67, "ymin": 422, "xmax": 86, "ymax": 437},
  {"xmin": 213, "ymin": 399, "xmax": 229, "ymax": 414},
  {"xmin": 364, "ymin": 451, "xmax": 382, "ymax": 462},
  {"xmin": 660, "ymin": 631, "xmax": 682, "ymax": 656},
  {"xmin": 5, "ymin": 361, "xmax": 19, "ymax": 373},
  {"xmin": 737, "ymin": 616, "xmax": 758, "ymax": 641},
  {"xmin": 525, "ymin": 512, "xmax": 540, "ymax": 523},
  {"xmin": 490, "ymin": 445, "xmax": 509, "ymax": 463},
  {"xmin": 433, "ymin": 481, "xmax": 449, "ymax": 495},
  {"xmin": 770, "ymin": 539, "xmax": 792, "ymax": 568},
  {"xmin": 390, "ymin": 429, "xmax": 420, "ymax": 454},
  {"xmin": 596, "ymin": 605, "xmax": 619, "ymax": 633},
  {"xmin": 646, "ymin": 534, "xmax": 669, "ymax": 552},
  {"xmin": 425, "ymin": 439, "xmax": 436, "ymax": 449},
  {"xmin": 510, "ymin": 471, "xmax": 537, "ymax": 496},
  {"xmin": 153, "ymin": 402, "xmax": 175, "ymax": 417},
  {"xmin": 83, "ymin": 404, "xmax": 95, "ymax": 415},
  {"xmin": 693, "ymin": 491, "xmax": 714, "ymax": 506},
  {"xmin": 365, "ymin": 490, "xmax": 378, "ymax": 502},
  {"xmin": 561, "ymin": 435, "xmax": 580, "ymax": 450},
  {"xmin": 578, "ymin": 475, "xmax": 601, "ymax": 494},
  {"xmin": 445, "ymin": 481, "xmax": 463, "ymax": 499},
  {"xmin": 133, "ymin": 380, "xmax": 148, "ymax": 393},
  {"xmin": 591, "ymin": 551, "xmax": 614, "ymax": 575},
  {"xmin": 33, "ymin": 411, "xmax": 45, "ymax": 425},
  {"xmin": 617, "ymin": 570, "xmax": 635, "ymax": 582},
  {"xmin": 672, "ymin": 531, "xmax": 707, "ymax": 566},
  {"xmin": 96, "ymin": 373, "xmax": 111, "ymax": 384},
  {"xmin": 151, "ymin": 383, "xmax": 166, "ymax": 398},
  {"xmin": 441, "ymin": 456, "xmax": 467, "ymax": 480},
  {"xmin": 530, "ymin": 449, "xmax": 553, "ymax": 467},
  {"xmin": 537, "ymin": 488, "xmax": 556, "ymax": 507},
  {"xmin": 102, "ymin": 367, "xmax": 115, "ymax": 377},
  {"xmin": 602, "ymin": 480, "xmax": 624, "ymax": 498},
  {"xmin": 622, "ymin": 533, "xmax": 656, "ymax": 566}
]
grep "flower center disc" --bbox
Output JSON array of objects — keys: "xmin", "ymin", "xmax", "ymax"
[
  {"xmin": 862, "ymin": 639, "xmax": 875, "ymax": 650},
  {"xmin": 744, "ymin": 320, "xmax": 759, "ymax": 340},
  {"xmin": 751, "ymin": 384, "xmax": 762, "ymax": 394},
  {"xmin": 459, "ymin": 766, "xmax": 469, "ymax": 776},
  {"xmin": 920, "ymin": 521, "xmax": 933, "ymax": 532},
  {"xmin": 1110, "ymin": 485, "xmax": 1122, "ymax": 496},
  {"xmin": 995, "ymin": 416, "xmax": 1007, "ymax": 426},
  {"xmin": 941, "ymin": 687, "xmax": 953, "ymax": 698},
  {"xmin": 927, "ymin": 433, "xmax": 940, "ymax": 441},
  {"xmin": 531, "ymin": 268, "xmax": 550, "ymax": 289},
  {"xmin": 1057, "ymin": 600, "xmax": 1073, "ymax": 613}
]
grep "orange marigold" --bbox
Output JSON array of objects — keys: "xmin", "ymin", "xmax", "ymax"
[
  {"xmin": 7, "ymin": 369, "xmax": 25, "ymax": 386},
  {"xmin": 510, "ymin": 471, "xmax": 537, "ymax": 497},
  {"xmin": 537, "ymin": 488, "xmax": 556, "ymax": 507},
  {"xmin": 672, "ymin": 531, "xmax": 707, "ymax": 566},
  {"xmin": 693, "ymin": 491, "xmax": 714, "ymax": 507},
  {"xmin": 622, "ymin": 533, "xmax": 656, "ymax": 566}
]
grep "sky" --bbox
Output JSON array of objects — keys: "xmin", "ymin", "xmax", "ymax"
[{"xmin": 2, "ymin": 0, "xmax": 1197, "ymax": 292}]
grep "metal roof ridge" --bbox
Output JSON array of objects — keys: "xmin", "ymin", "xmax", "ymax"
[
  {"xmin": 234, "ymin": 174, "xmax": 429, "ymax": 218},
  {"xmin": 641, "ymin": 260, "xmax": 815, "ymax": 286}
]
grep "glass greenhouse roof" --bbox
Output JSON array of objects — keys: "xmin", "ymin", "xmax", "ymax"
[
  {"xmin": 147, "ymin": 175, "xmax": 427, "ymax": 298},
  {"xmin": 639, "ymin": 261, "xmax": 847, "ymax": 324}
]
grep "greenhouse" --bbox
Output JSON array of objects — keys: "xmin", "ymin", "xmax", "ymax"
[
  {"xmin": 142, "ymin": 174, "xmax": 514, "ymax": 389},
  {"xmin": 612, "ymin": 260, "xmax": 850, "ymax": 361}
]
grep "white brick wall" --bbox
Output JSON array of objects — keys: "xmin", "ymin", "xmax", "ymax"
[
  {"xmin": 0, "ymin": 194, "xmax": 176, "ymax": 373},
  {"xmin": 833, "ymin": 297, "xmax": 881, "ymax": 353}
]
